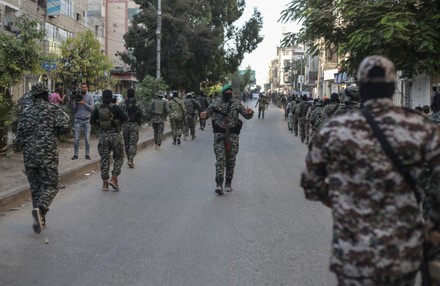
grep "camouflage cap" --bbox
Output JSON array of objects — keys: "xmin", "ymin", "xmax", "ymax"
[
  {"xmin": 156, "ymin": 91, "xmax": 165, "ymax": 97},
  {"xmin": 357, "ymin": 55, "xmax": 396, "ymax": 84},
  {"xmin": 31, "ymin": 82, "xmax": 49, "ymax": 96},
  {"xmin": 345, "ymin": 85, "xmax": 360, "ymax": 101}
]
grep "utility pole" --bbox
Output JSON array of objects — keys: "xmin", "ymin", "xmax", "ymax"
[{"xmin": 156, "ymin": 0, "xmax": 162, "ymax": 81}]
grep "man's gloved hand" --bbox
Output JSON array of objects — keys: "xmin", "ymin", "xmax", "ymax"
[{"xmin": 424, "ymin": 220, "xmax": 440, "ymax": 245}]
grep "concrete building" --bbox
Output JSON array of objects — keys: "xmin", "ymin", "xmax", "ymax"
[
  {"xmin": 271, "ymin": 45, "xmax": 304, "ymax": 94},
  {"xmin": 104, "ymin": 0, "xmax": 139, "ymax": 93},
  {"xmin": 0, "ymin": 0, "xmax": 103, "ymax": 99},
  {"xmin": 1, "ymin": 0, "xmax": 140, "ymax": 99}
]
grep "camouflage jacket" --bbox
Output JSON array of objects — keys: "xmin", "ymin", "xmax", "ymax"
[
  {"xmin": 148, "ymin": 99, "xmax": 170, "ymax": 124},
  {"xmin": 295, "ymin": 101, "xmax": 310, "ymax": 121},
  {"xmin": 205, "ymin": 98, "xmax": 253, "ymax": 131},
  {"xmin": 430, "ymin": 111, "xmax": 440, "ymax": 125},
  {"xmin": 256, "ymin": 97, "xmax": 268, "ymax": 109},
  {"xmin": 309, "ymin": 105, "xmax": 324, "ymax": 131},
  {"xmin": 301, "ymin": 98, "xmax": 440, "ymax": 277},
  {"xmin": 16, "ymin": 99, "xmax": 70, "ymax": 168},
  {"xmin": 169, "ymin": 98, "xmax": 186, "ymax": 121},
  {"xmin": 285, "ymin": 101, "xmax": 294, "ymax": 117},
  {"xmin": 184, "ymin": 98, "xmax": 201, "ymax": 115}
]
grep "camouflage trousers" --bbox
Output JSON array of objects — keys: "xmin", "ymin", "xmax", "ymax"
[
  {"xmin": 199, "ymin": 116, "xmax": 207, "ymax": 129},
  {"xmin": 258, "ymin": 107, "xmax": 265, "ymax": 119},
  {"xmin": 123, "ymin": 122, "xmax": 139, "ymax": 160},
  {"xmin": 184, "ymin": 114, "xmax": 196, "ymax": 136},
  {"xmin": 336, "ymin": 271, "xmax": 417, "ymax": 286},
  {"xmin": 213, "ymin": 133, "xmax": 239, "ymax": 181},
  {"xmin": 170, "ymin": 118, "xmax": 184, "ymax": 139},
  {"xmin": 287, "ymin": 113, "xmax": 294, "ymax": 131},
  {"xmin": 152, "ymin": 122, "xmax": 165, "ymax": 145},
  {"xmin": 293, "ymin": 117, "xmax": 299, "ymax": 136},
  {"xmin": 98, "ymin": 131, "xmax": 124, "ymax": 180},
  {"xmin": 304, "ymin": 120, "xmax": 310, "ymax": 144},
  {"xmin": 26, "ymin": 166, "xmax": 59, "ymax": 214},
  {"xmin": 299, "ymin": 117, "xmax": 307, "ymax": 142}
]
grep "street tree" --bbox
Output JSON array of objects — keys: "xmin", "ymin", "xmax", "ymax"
[
  {"xmin": 229, "ymin": 66, "xmax": 253, "ymax": 94},
  {"xmin": 56, "ymin": 30, "xmax": 113, "ymax": 92},
  {"xmin": 0, "ymin": 16, "xmax": 46, "ymax": 155},
  {"xmin": 120, "ymin": 0, "xmax": 263, "ymax": 91},
  {"xmin": 136, "ymin": 75, "xmax": 169, "ymax": 103},
  {"xmin": 279, "ymin": 0, "xmax": 440, "ymax": 76}
]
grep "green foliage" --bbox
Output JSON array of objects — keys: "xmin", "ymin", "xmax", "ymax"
[
  {"xmin": 0, "ymin": 17, "xmax": 46, "ymax": 90},
  {"xmin": 57, "ymin": 30, "xmax": 113, "ymax": 91},
  {"xmin": 280, "ymin": 0, "xmax": 440, "ymax": 75},
  {"xmin": 229, "ymin": 66, "xmax": 253, "ymax": 93},
  {"xmin": 136, "ymin": 75, "xmax": 169, "ymax": 103},
  {"xmin": 0, "ymin": 16, "xmax": 45, "ymax": 154},
  {"xmin": 121, "ymin": 0, "xmax": 263, "ymax": 91}
]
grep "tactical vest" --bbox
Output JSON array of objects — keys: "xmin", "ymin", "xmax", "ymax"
[
  {"xmin": 126, "ymin": 99, "xmax": 140, "ymax": 123},
  {"xmin": 153, "ymin": 99, "xmax": 165, "ymax": 115},
  {"xmin": 98, "ymin": 104, "xmax": 121, "ymax": 131}
]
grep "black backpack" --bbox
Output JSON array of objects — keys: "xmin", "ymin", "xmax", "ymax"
[{"xmin": 125, "ymin": 99, "xmax": 141, "ymax": 123}]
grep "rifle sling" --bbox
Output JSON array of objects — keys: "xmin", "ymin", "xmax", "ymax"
[
  {"xmin": 360, "ymin": 108, "xmax": 421, "ymax": 203},
  {"xmin": 360, "ymin": 107, "xmax": 430, "ymax": 286}
]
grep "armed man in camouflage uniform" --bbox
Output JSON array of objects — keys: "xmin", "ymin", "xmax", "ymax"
[
  {"xmin": 292, "ymin": 97, "xmax": 301, "ymax": 136},
  {"xmin": 285, "ymin": 96, "xmax": 295, "ymax": 132},
  {"xmin": 169, "ymin": 91, "xmax": 186, "ymax": 145},
  {"xmin": 308, "ymin": 99, "xmax": 325, "ymax": 139},
  {"xmin": 304, "ymin": 98, "xmax": 317, "ymax": 144},
  {"xmin": 91, "ymin": 90, "xmax": 128, "ymax": 191},
  {"xmin": 333, "ymin": 85, "xmax": 360, "ymax": 116},
  {"xmin": 318, "ymin": 92, "xmax": 340, "ymax": 129},
  {"xmin": 121, "ymin": 88, "xmax": 143, "ymax": 168},
  {"xmin": 184, "ymin": 92, "xmax": 201, "ymax": 140},
  {"xmin": 295, "ymin": 95, "xmax": 311, "ymax": 143},
  {"xmin": 301, "ymin": 55, "xmax": 440, "ymax": 286},
  {"xmin": 200, "ymin": 84, "xmax": 254, "ymax": 194},
  {"xmin": 16, "ymin": 82, "xmax": 70, "ymax": 234},
  {"xmin": 148, "ymin": 91, "xmax": 170, "ymax": 150},
  {"xmin": 255, "ymin": 93, "xmax": 269, "ymax": 119},
  {"xmin": 198, "ymin": 91, "xmax": 209, "ymax": 130}
]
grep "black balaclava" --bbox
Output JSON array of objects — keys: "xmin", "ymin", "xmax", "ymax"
[
  {"xmin": 102, "ymin": 89, "xmax": 113, "ymax": 104},
  {"xmin": 35, "ymin": 91, "xmax": 49, "ymax": 102},
  {"xmin": 357, "ymin": 56, "xmax": 396, "ymax": 103},
  {"xmin": 222, "ymin": 90, "xmax": 232, "ymax": 102}
]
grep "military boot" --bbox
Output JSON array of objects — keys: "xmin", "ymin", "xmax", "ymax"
[
  {"xmin": 225, "ymin": 178, "xmax": 233, "ymax": 192},
  {"xmin": 128, "ymin": 159, "xmax": 134, "ymax": 168},
  {"xmin": 102, "ymin": 180, "xmax": 109, "ymax": 191},
  {"xmin": 172, "ymin": 138, "xmax": 177, "ymax": 145},
  {"xmin": 31, "ymin": 207, "xmax": 43, "ymax": 234},
  {"xmin": 109, "ymin": 176, "xmax": 119, "ymax": 191},
  {"xmin": 177, "ymin": 137, "xmax": 181, "ymax": 145},
  {"xmin": 215, "ymin": 178, "xmax": 224, "ymax": 195}
]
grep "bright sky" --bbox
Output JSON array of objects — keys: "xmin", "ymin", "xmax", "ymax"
[{"xmin": 238, "ymin": 0, "xmax": 301, "ymax": 86}]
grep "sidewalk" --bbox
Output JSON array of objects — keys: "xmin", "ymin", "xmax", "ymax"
[{"xmin": 0, "ymin": 124, "xmax": 171, "ymax": 212}]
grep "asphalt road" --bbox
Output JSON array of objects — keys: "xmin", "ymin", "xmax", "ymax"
[{"xmin": 0, "ymin": 104, "xmax": 336, "ymax": 286}]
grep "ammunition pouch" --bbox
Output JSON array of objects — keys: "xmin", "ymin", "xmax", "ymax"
[{"xmin": 212, "ymin": 119, "xmax": 242, "ymax": 135}]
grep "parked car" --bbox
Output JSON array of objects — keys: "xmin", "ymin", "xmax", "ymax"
[
  {"xmin": 112, "ymin": 93, "xmax": 124, "ymax": 105},
  {"xmin": 92, "ymin": 93, "xmax": 102, "ymax": 106}
]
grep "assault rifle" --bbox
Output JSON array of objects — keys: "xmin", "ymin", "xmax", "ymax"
[{"xmin": 215, "ymin": 119, "xmax": 231, "ymax": 153}]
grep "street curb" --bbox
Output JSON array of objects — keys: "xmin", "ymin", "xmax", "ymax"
[{"xmin": 0, "ymin": 130, "xmax": 171, "ymax": 212}]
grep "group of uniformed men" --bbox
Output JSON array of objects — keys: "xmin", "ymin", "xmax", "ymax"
[{"xmin": 16, "ymin": 82, "xmax": 251, "ymax": 233}]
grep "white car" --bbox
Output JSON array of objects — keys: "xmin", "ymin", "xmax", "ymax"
[{"xmin": 112, "ymin": 93, "xmax": 124, "ymax": 105}]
